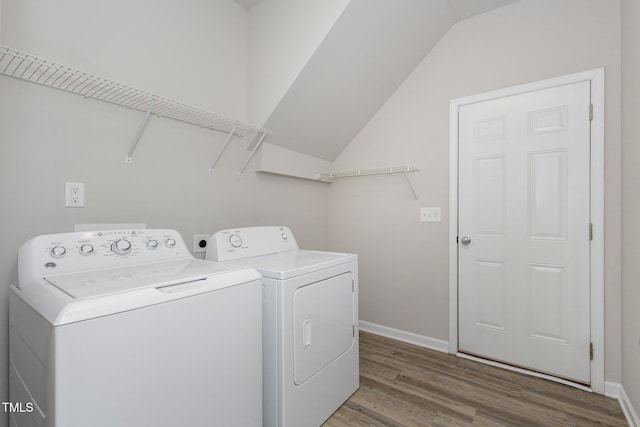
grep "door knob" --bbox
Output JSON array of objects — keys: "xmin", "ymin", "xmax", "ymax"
[{"xmin": 460, "ymin": 236, "xmax": 471, "ymax": 245}]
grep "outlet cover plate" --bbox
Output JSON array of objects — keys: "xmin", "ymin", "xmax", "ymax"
[
  {"xmin": 65, "ymin": 182, "xmax": 85, "ymax": 208},
  {"xmin": 193, "ymin": 234, "xmax": 210, "ymax": 253}
]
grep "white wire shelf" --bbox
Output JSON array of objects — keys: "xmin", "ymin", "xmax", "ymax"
[
  {"xmin": 316, "ymin": 165, "xmax": 419, "ymax": 180},
  {"xmin": 0, "ymin": 45, "xmax": 269, "ymax": 136},
  {"xmin": 0, "ymin": 44, "xmax": 271, "ymax": 169},
  {"xmin": 316, "ymin": 165, "xmax": 420, "ymax": 200}
]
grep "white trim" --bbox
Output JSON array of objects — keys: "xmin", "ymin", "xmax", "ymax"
[
  {"xmin": 448, "ymin": 68, "xmax": 606, "ymax": 393},
  {"xmin": 589, "ymin": 68, "xmax": 606, "ymax": 395},
  {"xmin": 359, "ymin": 320, "xmax": 449, "ymax": 353},
  {"xmin": 605, "ymin": 381, "xmax": 622, "ymax": 399},
  {"xmin": 449, "ymin": 98, "xmax": 460, "ymax": 355},
  {"xmin": 620, "ymin": 385, "xmax": 640, "ymax": 427},
  {"xmin": 457, "ymin": 353, "xmax": 593, "ymax": 393}
]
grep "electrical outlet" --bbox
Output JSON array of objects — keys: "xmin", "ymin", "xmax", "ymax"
[
  {"xmin": 193, "ymin": 234, "xmax": 210, "ymax": 254},
  {"xmin": 65, "ymin": 182, "xmax": 85, "ymax": 208},
  {"xmin": 420, "ymin": 207, "xmax": 441, "ymax": 223}
]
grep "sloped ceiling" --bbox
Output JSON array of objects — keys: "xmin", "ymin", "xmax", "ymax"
[
  {"xmin": 255, "ymin": 0, "xmax": 519, "ymax": 161},
  {"xmin": 448, "ymin": 0, "xmax": 518, "ymax": 21},
  {"xmin": 234, "ymin": 0, "xmax": 264, "ymax": 10}
]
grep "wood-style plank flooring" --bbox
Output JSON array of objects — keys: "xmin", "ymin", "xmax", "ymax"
[{"xmin": 323, "ymin": 332, "xmax": 627, "ymax": 426}]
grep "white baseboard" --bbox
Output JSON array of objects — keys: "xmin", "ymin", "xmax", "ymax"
[
  {"xmin": 602, "ymin": 382, "xmax": 639, "ymax": 426},
  {"xmin": 359, "ymin": 320, "xmax": 449, "ymax": 353},
  {"xmin": 619, "ymin": 385, "xmax": 640, "ymax": 427},
  {"xmin": 605, "ymin": 381, "xmax": 621, "ymax": 398}
]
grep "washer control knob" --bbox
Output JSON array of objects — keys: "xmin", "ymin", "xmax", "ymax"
[
  {"xmin": 50, "ymin": 246, "xmax": 66, "ymax": 258},
  {"xmin": 146, "ymin": 239, "xmax": 159, "ymax": 250},
  {"xmin": 281, "ymin": 233, "xmax": 288, "ymax": 241},
  {"xmin": 79, "ymin": 244, "xmax": 94, "ymax": 256},
  {"xmin": 111, "ymin": 239, "xmax": 132, "ymax": 255},
  {"xmin": 165, "ymin": 238, "xmax": 176, "ymax": 248},
  {"xmin": 229, "ymin": 234, "xmax": 243, "ymax": 248}
]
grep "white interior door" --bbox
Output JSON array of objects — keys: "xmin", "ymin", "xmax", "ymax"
[{"xmin": 458, "ymin": 81, "xmax": 592, "ymax": 384}]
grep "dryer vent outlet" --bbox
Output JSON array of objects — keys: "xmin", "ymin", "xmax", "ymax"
[{"xmin": 193, "ymin": 234, "xmax": 209, "ymax": 254}]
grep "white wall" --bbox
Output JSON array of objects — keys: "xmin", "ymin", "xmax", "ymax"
[
  {"xmin": 328, "ymin": 0, "xmax": 622, "ymax": 383},
  {"xmin": 1, "ymin": 0, "xmax": 249, "ymax": 119},
  {"xmin": 621, "ymin": 0, "xmax": 640, "ymax": 417},
  {"xmin": 247, "ymin": 0, "xmax": 349, "ymax": 126},
  {"xmin": 0, "ymin": 2, "xmax": 328, "ymax": 426}
]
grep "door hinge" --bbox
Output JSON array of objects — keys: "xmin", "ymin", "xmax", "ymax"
[
  {"xmin": 589, "ymin": 223, "xmax": 593, "ymax": 241},
  {"xmin": 352, "ymin": 279, "xmax": 355, "ymax": 292},
  {"xmin": 590, "ymin": 342, "xmax": 594, "ymax": 360},
  {"xmin": 456, "ymin": 236, "xmax": 459, "ymax": 244},
  {"xmin": 589, "ymin": 104, "xmax": 594, "ymax": 121},
  {"xmin": 353, "ymin": 325, "xmax": 355, "ymax": 337}
]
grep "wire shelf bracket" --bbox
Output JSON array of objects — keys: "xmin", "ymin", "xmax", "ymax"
[
  {"xmin": 0, "ymin": 44, "xmax": 272, "ymax": 168},
  {"xmin": 208, "ymin": 125, "xmax": 237, "ymax": 173},
  {"xmin": 316, "ymin": 165, "xmax": 420, "ymax": 200},
  {"xmin": 239, "ymin": 132, "xmax": 267, "ymax": 175},
  {"xmin": 126, "ymin": 99, "xmax": 156, "ymax": 163},
  {"xmin": 402, "ymin": 171, "xmax": 419, "ymax": 201}
]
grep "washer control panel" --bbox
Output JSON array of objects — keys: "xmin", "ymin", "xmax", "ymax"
[
  {"xmin": 206, "ymin": 226, "xmax": 299, "ymax": 262},
  {"xmin": 18, "ymin": 229, "xmax": 190, "ymax": 286}
]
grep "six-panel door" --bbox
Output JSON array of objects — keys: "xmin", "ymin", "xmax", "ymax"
[{"xmin": 458, "ymin": 81, "xmax": 592, "ymax": 383}]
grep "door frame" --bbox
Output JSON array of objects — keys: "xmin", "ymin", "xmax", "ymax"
[{"xmin": 448, "ymin": 68, "xmax": 605, "ymax": 393}]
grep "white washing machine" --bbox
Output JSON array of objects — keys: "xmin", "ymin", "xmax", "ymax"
[
  {"xmin": 206, "ymin": 226, "xmax": 359, "ymax": 427},
  {"xmin": 9, "ymin": 229, "xmax": 263, "ymax": 427}
]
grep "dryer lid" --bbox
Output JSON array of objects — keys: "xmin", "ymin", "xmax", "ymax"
[
  {"xmin": 232, "ymin": 250, "xmax": 356, "ymax": 280},
  {"xmin": 44, "ymin": 259, "xmax": 239, "ymax": 298}
]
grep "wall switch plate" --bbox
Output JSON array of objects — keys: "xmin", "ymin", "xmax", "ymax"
[
  {"xmin": 194, "ymin": 234, "xmax": 210, "ymax": 253},
  {"xmin": 65, "ymin": 182, "xmax": 85, "ymax": 208},
  {"xmin": 420, "ymin": 207, "xmax": 441, "ymax": 222}
]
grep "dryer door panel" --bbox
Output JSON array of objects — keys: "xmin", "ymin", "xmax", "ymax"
[{"xmin": 293, "ymin": 272, "xmax": 355, "ymax": 386}]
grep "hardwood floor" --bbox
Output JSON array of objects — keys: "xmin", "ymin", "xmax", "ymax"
[{"xmin": 323, "ymin": 332, "xmax": 627, "ymax": 427}]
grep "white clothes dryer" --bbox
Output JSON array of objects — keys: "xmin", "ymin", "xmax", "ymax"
[
  {"xmin": 207, "ymin": 226, "xmax": 359, "ymax": 427},
  {"xmin": 9, "ymin": 229, "xmax": 263, "ymax": 427}
]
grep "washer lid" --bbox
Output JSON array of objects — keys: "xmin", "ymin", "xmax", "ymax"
[
  {"xmin": 45, "ymin": 259, "xmax": 239, "ymax": 298},
  {"xmin": 16, "ymin": 260, "xmax": 261, "ymax": 326},
  {"xmin": 232, "ymin": 250, "xmax": 356, "ymax": 280}
]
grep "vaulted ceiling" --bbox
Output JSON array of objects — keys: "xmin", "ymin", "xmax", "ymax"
[
  {"xmin": 235, "ymin": 0, "xmax": 517, "ymax": 16},
  {"xmin": 243, "ymin": 0, "xmax": 519, "ymax": 161},
  {"xmin": 233, "ymin": 0, "xmax": 264, "ymax": 9}
]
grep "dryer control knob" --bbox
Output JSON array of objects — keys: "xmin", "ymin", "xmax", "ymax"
[
  {"xmin": 79, "ymin": 244, "xmax": 94, "ymax": 256},
  {"xmin": 165, "ymin": 238, "xmax": 176, "ymax": 248},
  {"xmin": 146, "ymin": 239, "xmax": 159, "ymax": 250},
  {"xmin": 111, "ymin": 239, "xmax": 132, "ymax": 255},
  {"xmin": 50, "ymin": 246, "xmax": 66, "ymax": 258},
  {"xmin": 281, "ymin": 233, "xmax": 288, "ymax": 241},
  {"xmin": 229, "ymin": 234, "xmax": 243, "ymax": 248}
]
